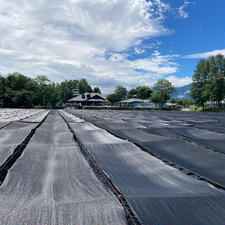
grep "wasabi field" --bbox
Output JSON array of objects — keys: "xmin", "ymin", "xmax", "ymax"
[{"xmin": 0, "ymin": 109, "xmax": 225, "ymax": 225}]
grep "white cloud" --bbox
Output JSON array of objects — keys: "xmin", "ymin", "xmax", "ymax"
[
  {"xmin": 134, "ymin": 40, "xmax": 162, "ymax": 54},
  {"xmin": 129, "ymin": 51, "xmax": 178, "ymax": 74},
  {"xmin": 134, "ymin": 47, "xmax": 145, "ymax": 54},
  {"xmin": 109, "ymin": 54, "xmax": 126, "ymax": 62},
  {"xmin": 0, "ymin": 0, "xmax": 183, "ymax": 93},
  {"xmin": 166, "ymin": 75, "xmax": 192, "ymax": 87},
  {"xmin": 178, "ymin": 0, "xmax": 192, "ymax": 19},
  {"xmin": 0, "ymin": 48, "xmax": 16, "ymax": 55},
  {"xmin": 184, "ymin": 49, "xmax": 225, "ymax": 58}
]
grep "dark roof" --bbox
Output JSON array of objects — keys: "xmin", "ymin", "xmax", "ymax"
[{"xmin": 67, "ymin": 93, "xmax": 106, "ymax": 102}]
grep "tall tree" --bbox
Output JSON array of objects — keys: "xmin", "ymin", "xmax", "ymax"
[
  {"xmin": 0, "ymin": 75, "xmax": 5, "ymax": 107},
  {"xmin": 106, "ymin": 86, "xmax": 127, "ymax": 104},
  {"xmin": 106, "ymin": 93, "xmax": 121, "ymax": 104},
  {"xmin": 190, "ymin": 59, "xmax": 208, "ymax": 108},
  {"xmin": 150, "ymin": 92, "xmax": 162, "ymax": 106},
  {"xmin": 190, "ymin": 54, "xmax": 225, "ymax": 108},
  {"xmin": 34, "ymin": 75, "xmax": 51, "ymax": 106},
  {"xmin": 115, "ymin": 86, "xmax": 127, "ymax": 101},
  {"xmin": 93, "ymin": 87, "xmax": 101, "ymax": 94},
  {"xmin": 34, "ymin": 75, "xmax": 50, "ymax": 85},
  {"xmin": 151, "ymin": 79, "xmax": 175, "ymax": 107},
  {"xmin": 3, "ymin": 73, "xmax": 39, "ymax": 107},
  {"xmin": 209, "ymin": 55, "xmax": 225, "ymax": 108},
  {"xmin": 59, "ymin": 80, "xmax": 79, "ymax": 103},
  {"xmin": 127, "ymin": 88, "xmax": 138, "ymax": 98},
  {"xmin": 78, "ymin": 79, "xmax": 92, "ymax": 94}
]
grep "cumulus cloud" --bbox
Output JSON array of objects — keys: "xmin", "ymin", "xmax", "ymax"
[
  {"xmin": 0, "ymin": 0, "xmax": 182, "ymax": 93},
  {"xmin": 130, "ymin": 51, "xmax": 178, "ymax": 74},
  {"xmin": 184, "ymin": 49, "xmax": 225, "ymax": 58},
  {"xmin": 165, "ymin": 75, "xmax": 192, "ymax": 87}
]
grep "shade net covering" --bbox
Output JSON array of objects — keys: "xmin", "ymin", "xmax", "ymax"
[
  {"xmin": 62, "ymin": 109, "xmax": 225, "ymax": 225},
  {"xmin": 66, "ymin": 109, "xmax": 225, "ymax": 187},
  {"xmin": 0, "ymin": 122, "xmax": 11, "ymax": 129},
  {"xmin": 21, "ymin": 110, "xmax": 49, "ymax": 123},
  {"xmin": 170, "ymin": 127, "xmax": 225, "ymax": 154},
  {"xmin": 65, "ymin": 108, "xmax": 225, "ymax": 133},
  {"xmin": 0, "ymin": 111, "xmax": 126, "ymax": 225},
  {"xmin": 0, "ymin": 122, "xmax": 37, "ymax": 166},
  {"xmin": 0, "ymin": 108, "xmax": 44, "ymax": 122}
]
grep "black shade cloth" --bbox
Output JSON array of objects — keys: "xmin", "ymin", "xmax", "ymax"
[
  {"xmin": 0, "ymin": 112, "xmax": 126, "ymax": 225},
  {"xmin": 0, "ymin": 122, "xmax": 37, "ymax": 166},
  {"xmin": 63, "ymin": 110, "xmax": 225, "ymax": 225}
]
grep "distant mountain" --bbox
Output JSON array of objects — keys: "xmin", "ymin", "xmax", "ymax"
[
  {"xmin": 151, "ymin": 84, "xmax": 191, "ymax": 99},
  {"xmin": 172, "ymin": 84, "xmax": 191, "ymax": 99}
]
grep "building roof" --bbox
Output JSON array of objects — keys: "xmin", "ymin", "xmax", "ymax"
[
  {"xmin": 120, "ymin": 98, "xmax": 144, "ymax": 103},
  {"xmin": 67, "ymin": 93, "xmax": 106, "ymax": 102},
  {"xmin": 166, "ymin": 103, "xmax": 177, "ymax": 106},
  {"xmin": 87, "ymin": 98, "xmax": 107, "ymax": 102}
]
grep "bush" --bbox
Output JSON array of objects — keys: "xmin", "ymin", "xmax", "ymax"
[
  {"xmin": 190, "ymin": 106, "xmax": 224, "ymax": 112},
  {"xmin": 190, "ymin": 106, "xmax": 203, "ymax": 111}
]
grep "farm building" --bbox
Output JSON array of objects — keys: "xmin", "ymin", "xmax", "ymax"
[
  {"xmin": 67, "ymin": 93, "xmax": 107, "ymax": 107},
  {"xmin": 120, "ymin": 96, "xmax": 158, "ymax": 107}
]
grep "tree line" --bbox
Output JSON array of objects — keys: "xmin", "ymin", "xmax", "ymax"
[
  {"xmin": 106, "ymin": 54, "xmax": 225, "ymax": 109},
  {"xmin": 107, "ymin": 79, "xmax": 175, "ymax": 107},
  {"xmin": 1, "ymin": 54, "xmax": 223, "ymax": 109},
  {"xmin": 0, "ymin": 72, "xmax": 101, "ymax": 108},
  {"xmin": 190, "ymin": 54, "xmax": 225, "ymax": 109}
]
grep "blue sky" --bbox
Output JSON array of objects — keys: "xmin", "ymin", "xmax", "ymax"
[{"xmin": 0, "ymin": 0, "xmax": 224, "ymax": 93}]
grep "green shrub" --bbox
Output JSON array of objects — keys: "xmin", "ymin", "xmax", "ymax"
[{"xmin": 190, "ymin": 106, "xmax": 203, "ymax": 111}]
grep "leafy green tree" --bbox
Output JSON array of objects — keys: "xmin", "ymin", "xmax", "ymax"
[
  {"xmin": 115, "ymin": 86, "xmax": 127, "ymax": 101},
  {"xmin": 128, "ymin": 86, "xmax": 152, "ymax": 99},
  {"xmin": 42, "ymin": 83, "xmax": 59, "ymax": 107},
  {"xmin": 208, "ymin": 55, "xmax": 225, "ymax": 108},
  {"xmin": 93, "ymin": 87, "xmax": 101, "ymax": 94},
  {"xmin": 136, "ymin": 86, "xmax": 152, "ymax": 99},
  {"xmin": 58, "ymin": 80, "xmax": 79, "ymax": 103},
  {"xmin": 190, "ymin": 54, "xmax": 225, "ymax": 108},
  {"xmin": 127, "ymin": 88, "xmax": 138, "ymax": 98},
  {"xmin": 15, "ymin": 90, "xmax": 35, "ymax": 108},
  {"xmin": 152, "ymin": 79, "xmax": 175, "ymax": 107},
  {"xmin": 34, "ymin": 75, "xmax": 49, "ymax": 106},
  {"xmin": 78, "ymin": 79, "xmax": 92, "ymax": 94},
  {"xmin": 0, "ymin": 72, "xmax": 96, "ymax": 108},
  {"xmin": 34, "ymin": 75, "xmax": 50, "ymax": 85},
  {"xmin": 106, "ymin": 93, "xmax": 121, "ymax": 105},
  {"xmin": 150, "ymin": 92, "xmax": 162, "ymax": 106},
  {"xmin": 0, "ymin": 75, "xmax": 6, "ymax": 107},
  {"xmin": 3, "ymin": 73, "xmax": 38, "ymax": 107},
  {"xmin": 106, "ymin": 86, "xmax": 127, "ymax": 105},
  {"xmin": 190, "ymin": 59, "xmax": 208, "ymax": 107}
]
